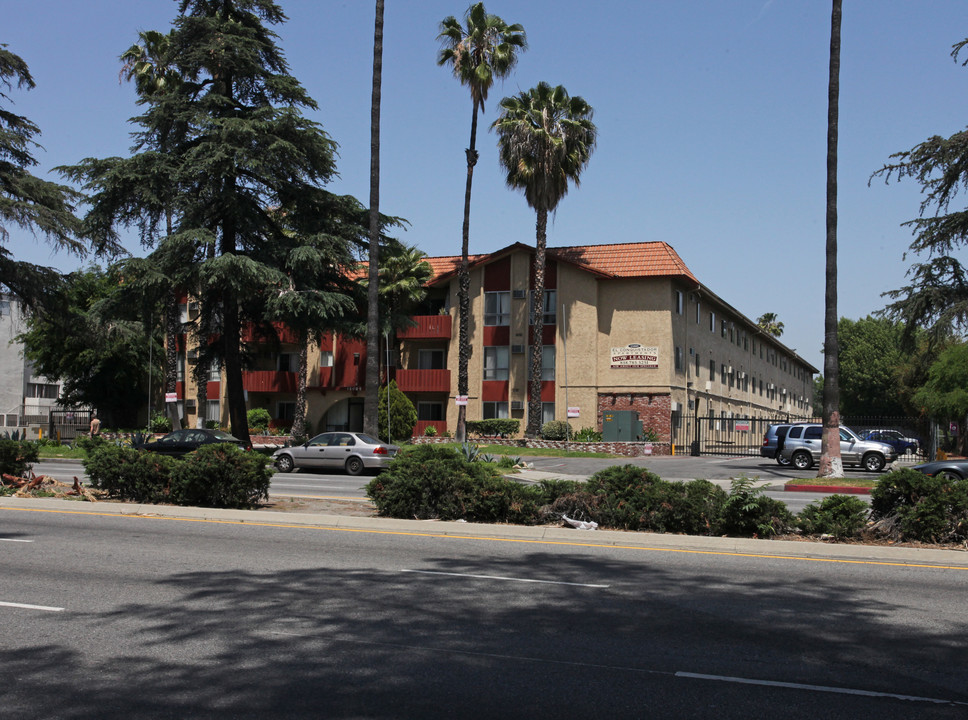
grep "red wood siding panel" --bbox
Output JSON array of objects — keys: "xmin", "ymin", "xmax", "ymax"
[
  {"xmin": 528, "ymin": 326, "xmax": 557, "ymax": 345},
  {"xmin": 395, "ymin": 369, "xmax": 451, "ymax": 393},
  {"xmin": 332, "ymin": 338, "xmax": 366, "ymax": 389},
  {"xmin": 484, "ymin": 255, "xmax": 511, "ymax": 291},
  {"xmin": 242, "ymin": 371, "xmax": 297, "ymax": 393},
  {"xmin": 206, "ymin": 381, "xmax": 220, "ymax": 398},
  {"xmin": 241, "ymin": 322, "xmax": 300, "ymax": 345},
  {"xmin": 481, "ymin": 381, "xmax": 509, "ymax": 402},
  {"xmin": 318, "ymin": 367, "xmax": 333, "ymax": 387},
  {"xmin": 526, "ymin": 381, "xmax": 555, "ymax": 402},
  {"xmin": 530, "ymin": 259, "xmax": 557, "ymax": 289},
  {"xmin": 319, "ymin": 332, "xmax": 334, "ymax": 352},
  {"xmin": 483, "ymin": 326, "xmax": 510, "ymax": 346},
  {"xmin": 176, "ymin": 381, "xmax": 185, "ymax": 398},
  {"xmin": 414, "ymin": 420, "xmax": 447, "ymax": 437},
  {"xmin": 396, "ymin": 315, "xmax": 452, "ymax": 340}
]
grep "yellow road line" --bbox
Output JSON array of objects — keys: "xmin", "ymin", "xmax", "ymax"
[{"xmin": 3, "ymin": 505, "xmax": 967, "ymax": 571}]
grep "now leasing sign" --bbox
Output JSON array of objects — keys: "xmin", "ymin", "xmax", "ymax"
[{"xmin": 610, "ymin": 344, "xmax": 659, "ymax": 369}]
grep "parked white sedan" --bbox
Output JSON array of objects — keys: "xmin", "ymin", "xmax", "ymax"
[{"xmin": 271, "ymin": 432, "xmax": 399, "ymax": 476}]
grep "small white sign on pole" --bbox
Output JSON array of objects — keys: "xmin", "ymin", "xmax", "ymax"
[
  {"xmin": 567, "ymin": 407, "xmax": 580, "ymax": 418},
  {"xmin": 165, "ymin": 392, "xmax": 177, "ymax": 403},
  {"xmin": 455, "ymin": 395, "xmax": 468, "ymax": 406}
]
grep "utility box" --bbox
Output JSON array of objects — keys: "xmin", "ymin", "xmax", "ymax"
[{"xmin": 602, "ymin": 410, "xmax": 643, "ymax": 441}]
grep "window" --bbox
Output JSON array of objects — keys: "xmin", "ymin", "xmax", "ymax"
[
  {"xmin": 27, "ymin": 383, "xmax": 59, "ymax": 399},
  {"xmin": 721, "ymin": 364, "xmax": 727, "ymax": 384},
  {"xmin": 0, "ymin": 299, "xmax": 11, "ymax": 316},
  {"xmin": 529, "ymin": 289, "xmax": 557, "ymax": 325},
  {"xmin": 418, "ymin": 349, "xmax": 446, "ymax": 370},
  {"xmin": 709, "ymin": 358, "xmax": 715, "ymax": 380},
  {"xmin": 694, "ymin": 351, "xmax": 700, "ymax": 377},
  {"xmin": 483, "ymin": 401, "xmax": 509, "ymax": 419},
  {"xmin": 319, "ymin": 350, "xmax": 334, "ymax": 368},
  {"xmin": 542, "ymin": 402, "xmax": 555, "ymax": 424},
  {"xmin": 695, "ymin": 300, "xmax": 701, "ymax": 324},
  {"xmin": 710, "ymin": 311, "xmax": 716, "ymax": 332},
  {"xmin": 527, "ymin": 346, "xmax": 555, "ymax": 381},
  {"xmin": 483, "ymin": 346, "xmax": 509, "ymax": 380},
  {"xmin": 484, "ymin": 291, "xmax": 510, "ymax": 326},
  {"xmin": 176, "ymin": 352, "xmax": 185, "ymax": 382},
  {"xmin": 205, "ymin": 400, "xmax": 220, "ymax": 423},
  {"xmin": 675, "ymin": 346, "xmax": 683, "ymax": 372},
  {"xmin": 277, "ymin": 353, "xmax": 297, "ymax": 372},
  {"xmin": 277, "ymin": 402, "xmax": 296, "ymax": 421},
  {"xmin": 675, "ymin": 290, "xmax": 683, "ymax": 315},
  {"xmin": 721, "ymin": 319, "xmax": 728, "ymax": 338},
  {"xmin": 417, "ymin": 402, "xmax": 444, "ymax": 421},
  {"xmin": 208, "ymin": 360, "xmax": 221, "ymax": 382}
]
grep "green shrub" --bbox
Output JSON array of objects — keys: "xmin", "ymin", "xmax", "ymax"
[
  {"xmin": 466, "ymin": 419, "xmax": 519, "ymax": 438},
  {"xmin": 364, "ymin": 444, "xmax": 541, "ymax": 523},
  {"xmin": 869, "ymin": 467, "xmax": 968, "ymax": 543},
  {"xmin": 424, "ymin": 425, "xmax": 438, "ymax": 437},
  {"xmin": 0, "ymin": 438, "xmax": 39, "ymax": 476},
  {"xmin": 247, "ymin": 408, "xmax": 272, "ymax": 433},
  {"xmin": 204, "ymin": 420, "xmax": 221, "ymax": 430},
  {"xmin": 797, "ymin": 494, "xmax": 869, "ymax": 538},
  {"xmin": 170, "ymin": 444, "xmax": 271, "ymax": 508},
  {"xmin": 379, "ymin": 380, "xmax": 417, "ymax": 441},
  {"xmin": 83, "ymin": 444, "xmax": 176, "ymax": 503},
  {"xmin": 720, "ymin": 475, "xmax": 794, "ymax": 537},
  {"xmin": 541, "ymin": 420, "xmax": 572, "ymax": 440},
  {"xmin": 572, "ymin": 426, "xmax": 603, "ymax": 442},
  {"xmin": 149, "ymin": 411, "xmax": 172, "ymax": 433},
  {"xmin": 579, "ymin": 465, "xmax": 727, "ymax": 534}
]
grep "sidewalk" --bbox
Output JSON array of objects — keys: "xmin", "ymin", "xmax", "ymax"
[{"xmin": 3, "ymin": 495, "xmax": 966, "ymax": 569}]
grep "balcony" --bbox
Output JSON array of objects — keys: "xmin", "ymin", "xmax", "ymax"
[
  {"xmin": 242, "ymin": 370, "xmax": 297, "ymax": 393},
  {"xmin": 397, "ymin": 315, "xmax": 452, "ymax": 340},
  {"xmin": 395, "ymin": 369, "xmax": 451, "ymax": 394},
  {"xmin": 241, "ymin": 322, "xmax": 301, "ymax": 345}
]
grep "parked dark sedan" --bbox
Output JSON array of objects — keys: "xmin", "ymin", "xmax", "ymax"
[
  {"xmin": 142, "ymin": 429, "xmax": 249, "ymax": 458},
  {"xmin": 912, "ymin": 458, "xmax": 968, "ymax": 481},
  {"xmin": 861, "ymin": 429, "xmax": 920, "ymax": 455}
]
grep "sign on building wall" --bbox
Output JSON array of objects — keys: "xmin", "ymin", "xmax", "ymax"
[{"xmin": 610, "ymin": 344, "xmax": 659, "ymax": 369}]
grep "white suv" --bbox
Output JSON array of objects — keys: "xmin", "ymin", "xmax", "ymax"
[{"xmin": 780, "ymin": 424, "xmax": 897, "ymax": 472}]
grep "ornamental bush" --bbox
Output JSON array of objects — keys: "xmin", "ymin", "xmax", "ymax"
[
  {"xmin": 869, "ymin": 467, "xmax": 968, "ymax": 543},
  {"xmin": 719, "ymin": 475, "xmax": 795, "ymax": 537},
  {"xmin": 466, "ymin": 419, "xmax": 520, "ymax": 437},
  {"xmin": 170, "ymin": 444, "xmax": 271, "ymax": 509},
  {"xmin": 247, "ymin": 408, "xmax": 272, "ymax": 434},
  {"xmin": 541, "ymin": 420, "xmax": 571, "ymax": 440},
  {"xmin": 0, "ymin": 437, "xmax": 39, "ymax": 477},
  {"xmin": 83, "ymin": 443, "xmax": 176, "ymax": 503},
  {"xmin": 797, "ymin": 494, "xmax": 869, "ymax": 539}
]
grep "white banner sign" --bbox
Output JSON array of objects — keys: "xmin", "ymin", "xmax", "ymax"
[
  {"xmin": 610, "ymin": 344, "xmax": 659, "ymax": 369},
  {"xmin": 455, "ymin": 395, "xmax": 468, "ymax": 406},
  {"xmin": 567, "ymin": 407, "xmax": 580, "ymax": 418}
]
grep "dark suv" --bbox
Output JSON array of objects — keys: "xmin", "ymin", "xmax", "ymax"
[{"xmin": 760, "ymin": 423, "xmax": 796, "ymax": 466}]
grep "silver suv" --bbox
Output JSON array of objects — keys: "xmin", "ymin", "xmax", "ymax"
[{"xmin": 780, "ymin": 424, "xmax": 897, "ymax": 472}]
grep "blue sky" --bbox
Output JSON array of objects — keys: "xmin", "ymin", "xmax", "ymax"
[{"xmin": 6, "ymin": 1, "xmax": 968, "ymax": 372}]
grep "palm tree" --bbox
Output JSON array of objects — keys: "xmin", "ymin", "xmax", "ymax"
[
  {"xmin": 492, "ymin": 82, "xmax": 597, "ymax": 437},
  {"xmin": 756, "ymin": 312, "xmax": 785, "ymax": 338},
  {"xmin": 820, "ymin": 0, "xmax": 843, "ymax": 477},
  {"xmin": 119, "ymin": 29, "xmax": 184, "ymax": 430},
  {"xmin": 364, "ymin": 0, "xmax": 385, "ymax": 438},
  {"xmin": 438, "ymin": 3, "xmax": 526, "ymax": 442}
]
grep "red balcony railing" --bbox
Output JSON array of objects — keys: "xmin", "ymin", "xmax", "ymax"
[
  {"xmin": 396, "ymin": 315, "xmax": 452, "ymax": 340},
  {"xmin": 242, "ymin": 370, "xmax": 297, "ymax": 393},
  {"xmin": 395, "ymin": 369, "xmax": 451, "ymax": 393}
]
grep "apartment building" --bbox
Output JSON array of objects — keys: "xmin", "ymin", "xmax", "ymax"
[{"xmin": 176, "ymin": 241, "xmax": 817, "ymax": 441}]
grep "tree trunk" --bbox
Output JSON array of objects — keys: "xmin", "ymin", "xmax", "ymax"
[
  {"xmin": 819, "ymin": 0, "xmax": 843, "ymax": 478},
  {"xmin": 527, "ymin": 208, "xmax": 548, "ymax": 438},
  {"xmin": 164, "ymin": 287, "xmax": 182, "ymax": 431},
  {"xmin": 456, "ymin": 99, "xmax": 480, "ymax": 444},
  {"xmin": 291, "ymin": 338, "xmax": 309, "ymax": 440},
  {"xmin": 364, "ymin": 0, "xmax": 384, "ymax": 438}
]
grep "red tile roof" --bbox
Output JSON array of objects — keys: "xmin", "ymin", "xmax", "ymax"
[{"xmin": 549, "ymin": 241, "xmax": 697, "ymax": 282}]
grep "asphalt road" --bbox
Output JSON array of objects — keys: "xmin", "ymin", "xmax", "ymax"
[{"xmin": 2, "ymin": 506, "xmax": 966, "ymax": 718}]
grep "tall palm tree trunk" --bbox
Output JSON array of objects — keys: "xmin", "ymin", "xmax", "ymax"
[
  {"xmin": 456, "ymin": 99, "xmax": 481, "ymax": 443},
  {"xmin": 820, "ymin": 0, "xmax": 843, "ymax": 477},
  {"xmin": 292, "ymin": 339, "xmax": 309, "ymax": 439},
  {"xmin": 364, "ymin": 0, "xmax": 385, "ymax": 437},
  {"xmin": 527, "ymin": 207, "xmax": 548, "ymax": 438}
]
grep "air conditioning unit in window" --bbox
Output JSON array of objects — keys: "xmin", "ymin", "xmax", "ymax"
[
  {"xmin": 187, "ymin": 349, "xmax": 198, "ymax": 360},
  {"xmin": 705, "ymin": 381, "xmax": 712, "ymax": 391},
  {"xmin": 188, "ymin": 301, "xmax": 200, "ymax": 317},
  {"xmin": 511, "ymin": 401, "xmax": 523, "ymax": 411},
  {"xmin": 185, "ymin": 399, "xmax": 196, "ymax": 410},
  {"xmin": 512, "ymin": 289, "xmax": 526, "ymax": 299},
  {"xmin": 511, "ymin": 344, "xmax": 525, "ymax": 354}
]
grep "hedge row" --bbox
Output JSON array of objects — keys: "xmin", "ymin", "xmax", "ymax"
[
  {"xmin": 82, "ymin": 441, "xmax": 271, "ymax": 509},
  {"xmin": 366, "ymin": 448, "xmax": 968, "ymax": 543}
]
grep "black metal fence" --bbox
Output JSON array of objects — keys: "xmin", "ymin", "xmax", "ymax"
[{"xmin": 671, "ymin": 414, "xmax": 933, "ymax": 459}]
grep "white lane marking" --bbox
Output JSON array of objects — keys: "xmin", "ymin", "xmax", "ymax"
[
  {"xmin": 0, "ymin": 601, "xmax": 65, "ymax": 612},
  {"xmin": 0, "ymin": 538, "xmax": 33, "ymax": 543},
  {"xmin": 675, "ymin": 671, "xmax": 967, "ymax": 706},
  {"xmin": 263, "ymin": 634, "xmax": 966, "ymax": 708},
  {"xmin": 401, "ymin": 569, "xmax": 609, "ymax": 588}
]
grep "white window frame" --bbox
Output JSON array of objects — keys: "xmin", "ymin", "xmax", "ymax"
[
  {"xmin": 483, "ymin": 401, "xmax": 509, "ymax": 419},
  {"xmin": 484, "ymin": 291, "xmax": 510, "ymax": 326},
  {"xmin": 483, "ymin": 346, "xmax": 509, "ymax": 381}
]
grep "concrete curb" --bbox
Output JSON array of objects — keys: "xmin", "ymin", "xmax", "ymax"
[{"xmin": 3, "ymin": 495, "xmax": 967, "ymax": 568}]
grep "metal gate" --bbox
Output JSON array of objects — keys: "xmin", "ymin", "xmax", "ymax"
[{"xmin": 48, "ymin": 409, "xmax": 93, "ymax": 443}]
